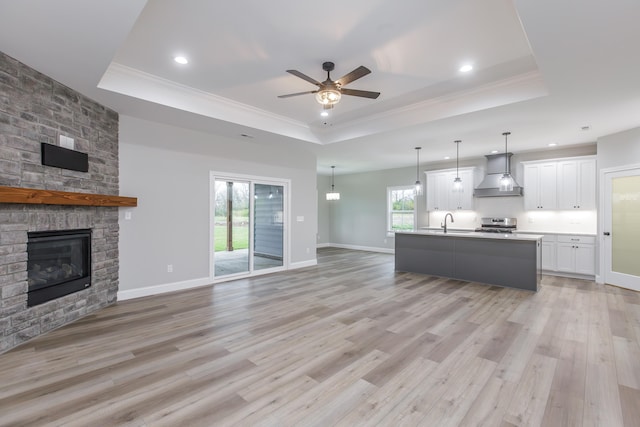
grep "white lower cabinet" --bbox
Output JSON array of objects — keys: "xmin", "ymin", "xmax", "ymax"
[
  {"xmin": 555, "ymin": 235, "xmax": 596, "ymax": 276},
  {"xmin": 574, "ymin": 245, "xmax": 596, "ymax": 275},
  {"xmin": 541, "ymin": 235, "xmax": 556, "ymax": 271},
  {"xmin": 556, "ymin": 243, "xmax": 573, "ymax": 272},
  {"xmin": 523, "ymin": 233, "xmax": 595, "ymax": 277}
]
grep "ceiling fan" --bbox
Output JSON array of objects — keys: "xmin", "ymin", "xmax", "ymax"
[{"xmin": 278, "ymin": 61, "xmax": 380, "ymax": 108}]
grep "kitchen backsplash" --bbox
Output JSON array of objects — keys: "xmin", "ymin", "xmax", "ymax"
[{"xmin": 427, "ymin": 196, "xmax": 597, "ymax": 234}]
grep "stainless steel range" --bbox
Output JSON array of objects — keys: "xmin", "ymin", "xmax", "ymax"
[{"xmin": 475, "ymin": 217, "xmax": 517, "ymax": 233}]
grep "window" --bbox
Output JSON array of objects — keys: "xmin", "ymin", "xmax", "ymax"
[{"xmin": 387, "ymin": 186, "xmax": 416, "ymax": 233}]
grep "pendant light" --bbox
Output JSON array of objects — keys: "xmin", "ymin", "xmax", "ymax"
[
  {"xmin": 326, "ymin": 166, "xmax": 340, "ymax": 200},
  {"xmin": 453, "ymin": 140, "xmax": 462, "ymax": 192},
  {"xmin": 414, "ymin": 147, "xmax": 423, "ymax": 195},
  {"xmin": 499, "ymin": 131, "xmax": 514, "ymax": 192}
]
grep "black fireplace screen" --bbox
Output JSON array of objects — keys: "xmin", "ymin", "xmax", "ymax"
[{"xmin": 27, "ymin": 229, "xmax": 91, "ymax": 306}]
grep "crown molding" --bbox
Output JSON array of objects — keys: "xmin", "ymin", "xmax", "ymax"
[
  {"xmin": 314, "ymin": 70, "xmax": 548, "ymax": 144},
  {"xmin": 99, "ymin": 63, "xmax": 546, "ymax": 147},
  {"xmin": 99, "ymin": 62, "xmax": 322, "ymax": 144}
]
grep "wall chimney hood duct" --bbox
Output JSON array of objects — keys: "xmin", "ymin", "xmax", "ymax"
[{"xmin": 474, "ymin": 153, "xmax": 523, "ymax": 197}]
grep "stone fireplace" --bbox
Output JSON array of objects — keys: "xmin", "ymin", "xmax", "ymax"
[{"xmin": 0, "ymin": 51, "xmax": 121, "ymax": 352}]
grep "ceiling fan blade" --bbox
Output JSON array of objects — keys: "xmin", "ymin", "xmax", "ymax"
[
  {"xmin": 340, "ymin": 88, "xmax": 380, "ymax": 99},
  {"xmin": 277, "ymin": 90, "xmax": 318, "ymax": 98},
  {"xmin": 286, "ymin": 70, "xmax": 322, "ymax": 86},
  {"xmin": 335, "ymin": 66, "xmax": 371, "ymax": 86}
]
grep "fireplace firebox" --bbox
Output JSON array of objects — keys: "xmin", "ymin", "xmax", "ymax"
[{"xmin": 27, "ymin": 229, "xmax": 92, "ymax": 307}]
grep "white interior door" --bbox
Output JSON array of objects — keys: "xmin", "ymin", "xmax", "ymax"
[{"xmin": 603, "ymin": 166, "xmax": 640, "ymax": 291}]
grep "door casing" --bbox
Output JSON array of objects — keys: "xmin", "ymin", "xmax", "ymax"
[
  {"xmin": 210, "ymin": 171, "xmax": 290, "ymax": 283},
  {"xmin": 599, "ymin": 163, "xmax": 640, "ymax": 291}
]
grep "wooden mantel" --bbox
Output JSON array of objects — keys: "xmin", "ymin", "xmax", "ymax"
[{"xmin": 0, "ymin": 185, "xmax": 137, "ymax": 207}]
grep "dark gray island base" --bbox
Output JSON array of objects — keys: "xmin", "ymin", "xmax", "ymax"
[{"xmin": 395, "ymin": 231, "xmax": 542, "ymax": 292}]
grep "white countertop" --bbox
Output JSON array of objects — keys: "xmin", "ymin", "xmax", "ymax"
[
  {"xmin": 421, "ymin": 227, "xmax": 596, "ymax": 237},
  {"xmin": 397, "ymin": 230, "xmax": 543, "ymax": 241},
  {"xmin": 515, "ymin": 230, "xmax": 597, "ymax": 236}
]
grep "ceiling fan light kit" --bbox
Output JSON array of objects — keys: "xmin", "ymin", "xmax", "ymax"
[
  {"xmin": 316, "ymin": 89, "xmax": 341, "ymax": 106},
  {"xmin": 279, "ymin": 61, "xmax": 380, "ymax": 109}
]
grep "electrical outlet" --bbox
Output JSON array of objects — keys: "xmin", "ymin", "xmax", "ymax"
[
  {"xmin": 124, "ymin": 211, "xmax": 132, "ymax": 220},
  {"xmin": 167, "ymin": 264, "xmax": 173, "ymax": 273},
  {"xmin": 384, "ymin": 238, "xmax": 387, "ymax": 244}
]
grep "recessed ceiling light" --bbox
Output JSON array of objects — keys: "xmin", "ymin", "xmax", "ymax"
[
  {"xmin": 174, "ymin": 56, "xmax": 188, "ymax": 65},
  {"xmin": 444, "ymin": 156, "xmax": 451, "ymax": 160},
  {"xmin": 548, "ymin": 143, "xmax": 557, "ymax": 147},
  {"xmin": 581, "ymin": 125, "xmax": 591, "ymax": 131},
  {"xmin": 240, "ymin": 133, "xmax": 253, "ymax": 139},
  {"xmin": 320, "ymin": 111, "xmax": 329, "ymax": 117},
  {"xmin": 459, "ymin": 64, "xmax": 473, "ymax": 73},
  {"xmin": 491, "ymin": 150, "xmax": 499, "ymax": 154}
]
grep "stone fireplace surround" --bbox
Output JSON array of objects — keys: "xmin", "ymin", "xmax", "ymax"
[{"xmin": 0, "ymin": 51, "xmax": 120, "ymax": 353}]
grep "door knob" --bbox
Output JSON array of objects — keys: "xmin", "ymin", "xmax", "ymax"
[{"xmin": 603, "ymin": 232, "xmax": 611, "ymax": 236}]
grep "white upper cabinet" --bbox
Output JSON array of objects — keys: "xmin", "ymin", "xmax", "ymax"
[
  {"xmin": 557, "ymin": 157, "xmax": 596, "ymax": 210},
  {"xmin": 450, "ymin": 168, "xmax": 475, "ymax": 210},
  {"xmin": 523, "ymin": 162, "xmax": 557, "ymax": 210},
  {"xmin": 522, "ymin": 156, "xmax": 596, "ymax": 211},
  {"xmin": 426, "ymin": 167, "xmax": 476, "ymax": 211},
  {"xmin": 426, "ymin": 171, "xmax": 450, "ymax": 211}
]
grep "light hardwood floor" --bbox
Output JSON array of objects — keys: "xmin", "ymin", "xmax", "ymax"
[{"xmin": 1, "ymin": 247, "xmax": 639, "ymax": 426}]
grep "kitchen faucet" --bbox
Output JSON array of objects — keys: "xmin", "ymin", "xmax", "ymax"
[{"xmin": 441, "ymin": 212, "xmax": 454, "ymax": 233}]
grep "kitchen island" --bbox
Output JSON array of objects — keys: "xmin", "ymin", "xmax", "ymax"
[{"xmin": 395, "ymin": 230, "xmax": 543, "ymax": 291}]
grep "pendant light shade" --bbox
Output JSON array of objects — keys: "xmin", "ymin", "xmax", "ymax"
[
  {"xmin": 453, "ymin": 140, "xmax": 462, "ymax": 192},
  {"xmin": 414, "ymin": 147, "xmax": 423, "ymax": 195},
  {"xmin": 326, "ymin": 166, "xmax": 340, "ymax": 200},
  {"xmin": 499, "ymin": 132, "xmax": 514, "ymax": 192}
]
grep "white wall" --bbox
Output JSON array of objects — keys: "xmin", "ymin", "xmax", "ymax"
[
  {"xmin": 118, "ymin": 115, "xmax": 317, "ymax": 293},
  {"xmin": 597, "ymin": 127, "xmax": 640, "ymax": 169},
  {"xmin": 317, "ymin": 166, "xmax": 429, "ymax": 252}
]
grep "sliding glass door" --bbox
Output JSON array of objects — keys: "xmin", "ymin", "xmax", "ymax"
[
  {"xmin": 254, "ymin": 184, "xmax": 284, "ymax": 271},
  {"xmin": 212, "ymin": 174, "xmax": 287, "ymax": 279},
  {"xmin": 213, "ymin": 179, "xmax": 250, "ymax": 277}
]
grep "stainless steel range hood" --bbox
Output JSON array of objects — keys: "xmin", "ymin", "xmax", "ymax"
[{"xmin": 474, "ymin": 153, "xmax": 523, "ymax": 197}]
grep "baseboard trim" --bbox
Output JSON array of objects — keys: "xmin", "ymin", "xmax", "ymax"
[
  {"xmin": 543, "ymin": 270, "xmax": 596, "ymax": 281},
  {"xmin": 290, "ymin": 259, "xmax": 318, "ymax": 269},
  {"xmin": 117, "ymin": 276, "xmax": 212, "ymax": 301},
  {"xmin": 316, "ymin": 243, "xmax": 331, "ymax": 248},
  {"xmin": 118, "ymin": 259, "xmax": 318, "ymax": 301},
  {"xmin": 325, "ymin": 243, "xmax": 394, "ymax": 254}
]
